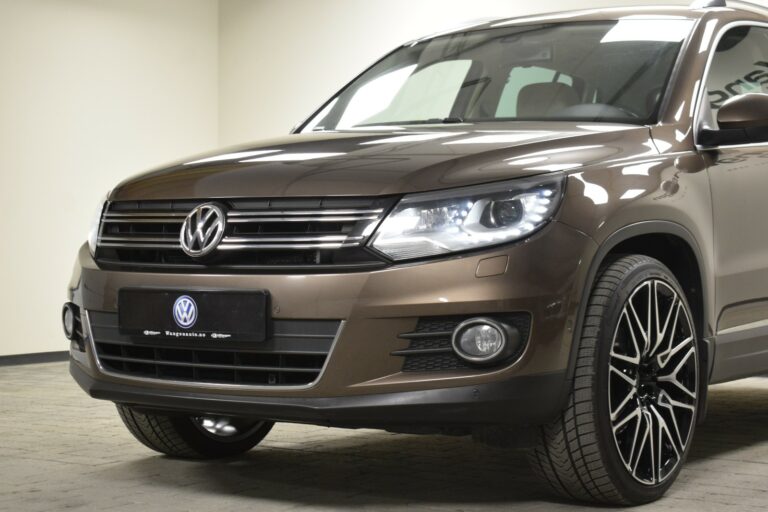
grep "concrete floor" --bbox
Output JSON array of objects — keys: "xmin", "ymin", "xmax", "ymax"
[{"xmin": 1, "ymin": 362, "xmax": 767, "ymax": 511}]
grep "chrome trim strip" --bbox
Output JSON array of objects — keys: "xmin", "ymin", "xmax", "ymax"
[
  {"xmin": 217, "ymin": 242, "xmax": 353, "ymax": 250},
  {"xmin": 99, "ymin": 236, "xmax": 179, "ymax": 243},
  {"xmin": 227, "ymin": 216, "xmax": 380, "ymax": 223},
  {"xmin": 98, "ymin": 242, "xmax": 182, "ymax": 249},
  {"xmin": 86, "ymin": 310, "xmax": 346, "ymax": 391},
  {"xmin": 228, "ymin": 209, "xmax": 384, "ymax": 217},
  {"xmin": 103, "ymin": 215, "xmax": 380, "ymax": 224},
  {"xmin": 223, "ymin": 235, "xmax": 362, "ymax": 243},
  {"xmin": 104, "ymin": 212, "xmax": 188, "ymax": 219},
  {"xmin": 99, "ymin": 238, "xmax": 363, "ymax": 250},
  {"xmin": 102, "ymin": 218, "xmax": 184, "ymax": 224}
]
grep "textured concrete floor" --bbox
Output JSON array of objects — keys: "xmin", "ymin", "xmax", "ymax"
[{"xmin": 1, "ymin": 362, "xmax": 767, "ymax": 511}]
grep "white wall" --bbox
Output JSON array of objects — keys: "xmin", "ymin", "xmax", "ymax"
[
  {"xmin": 0, "ymin": 0, "xmax": 219, "ymax": 356},
  {"xmin": 1, "ymin": 0, "xmax": 698, "ymax": 356},
  {"xmin": 218, "ymin": 0, "xmax": 688, "ymax": 145}
]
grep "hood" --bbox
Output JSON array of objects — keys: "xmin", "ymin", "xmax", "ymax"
[{"xmin": 111, "ymin": 122, "xmax": 655, "ymax": 201}]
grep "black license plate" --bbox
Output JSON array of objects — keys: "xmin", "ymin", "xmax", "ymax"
[{"xmin": 118, "ymin": 289, "xmax": 269, "ymax": 342}]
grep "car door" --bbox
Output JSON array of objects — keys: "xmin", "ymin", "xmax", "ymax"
[{"xmin": 701, "ymin": 23, "xmax": 768, "ymax": 381}]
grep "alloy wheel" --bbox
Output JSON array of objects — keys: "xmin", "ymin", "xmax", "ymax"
[{"xmin": 608, "ymin": 279, "xmax": 698, "ymax": 485}]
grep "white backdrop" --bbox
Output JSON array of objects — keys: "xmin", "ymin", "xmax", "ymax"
[
  {"xmin": 1, "ymin": 0, "xmax": 699, "ymax": 356},
  {"xmin": 218, "ymin": 0, "xmax": 689, "ymax": 144},
  {"xmin": 0, "ymin": 0, "xmax": 219, "ymax": 356}
]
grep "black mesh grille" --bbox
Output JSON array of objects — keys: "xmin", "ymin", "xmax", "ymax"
[
  {"xmin": 396, "ymin": 314, "xmax": 531, "ymax": 372},
  {"xmin": 89, "ymin": 311, "xmax": 340, "ymax": 386},
  {"xmin": 404, "ymin": 351, "xmax": 468, "ymax": 372},
  {"xmin": 69, "ymin": 304, "xmax": 85, "ymax": 352},
  {"xmin": 95, "ymin": 197, "xmax": 395, "ymax": 272}
]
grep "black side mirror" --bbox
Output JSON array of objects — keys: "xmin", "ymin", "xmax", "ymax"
[{"xmin": 699, "ymin": 93, "xmax": 768, "ymax": 146}]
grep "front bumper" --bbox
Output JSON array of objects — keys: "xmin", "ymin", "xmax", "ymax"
[
  {"xmin": 71, "ymin": 361, "xmax": 567, "ymax": 427},
  {"xmin": 68, "ymin": 220, "xmax": 596, "ymax": 427}
]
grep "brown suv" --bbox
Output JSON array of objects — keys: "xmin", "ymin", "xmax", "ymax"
[{"xmin": 65, "ymin": 1, "xmax": 768, "ymax": 504}]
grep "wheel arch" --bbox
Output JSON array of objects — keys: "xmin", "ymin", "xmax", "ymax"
[{"xmin": 564, "ymin": 221, "xmax": 713, "ymax": 421}]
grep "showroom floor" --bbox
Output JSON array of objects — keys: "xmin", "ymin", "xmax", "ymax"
[{"xmin": 1, "ymin": 362, "xmax": 767, "ymax": 511}]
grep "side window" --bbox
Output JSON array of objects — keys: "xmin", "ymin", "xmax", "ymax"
[
  {"xmin": 496, "ymin": 67, "xmax": 574, "ymax": 117},
  {"xmin": 706, "ymin": 26, "xmax": 768, "ymax": 117}
]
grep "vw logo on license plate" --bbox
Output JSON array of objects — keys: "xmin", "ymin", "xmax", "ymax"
[{"xmin": 173, "ymin": 295, "xmax": 198, "ymax": 329}]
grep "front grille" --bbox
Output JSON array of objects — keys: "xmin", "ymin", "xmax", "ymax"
[
  {"xmin": 89, "ymin": 311, "xmax": 340, "ymax": 386},
  {"xmin": 95, "ymin": 197, "xmax": 395, "ymax": 272},
  {"xmin": 394, "ymin": 314, "xmax": 532, "ymax": 372}
]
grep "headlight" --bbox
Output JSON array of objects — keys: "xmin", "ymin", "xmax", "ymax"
[
  {"xmin": 369, "ymin": 175, "xmax": 564, "ymax": 260},
  {"xmin": 87, "ymin": 194, "xmax": 109, "ymax": 257}
]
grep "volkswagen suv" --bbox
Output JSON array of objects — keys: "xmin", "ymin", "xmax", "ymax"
[{"xmin": 66, "ymin": 1, "xmax": 768, "ymax": 504}]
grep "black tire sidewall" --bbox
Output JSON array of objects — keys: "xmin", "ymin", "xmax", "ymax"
[{"xmin": 591, "ymin": 258, "xmax": 699, "ymax": 504}]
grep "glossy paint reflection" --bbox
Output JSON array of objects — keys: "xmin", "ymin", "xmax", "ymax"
[{"xmin": 111, "ymin": 123, "xmax": 657, "ymax": 200}]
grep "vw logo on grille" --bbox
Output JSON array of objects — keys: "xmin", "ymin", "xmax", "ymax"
[
  {"xmin": 173, "ymin": 295, "xmax": 198, "ymax": 329},
  {"xmin": 180, "ymin": 203, "xmax": 226, "ymax": 257}
]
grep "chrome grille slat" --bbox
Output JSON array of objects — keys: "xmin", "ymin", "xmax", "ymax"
[
  {"xmin": 228, "ymin": 209, "xmax": 384, "ymax": 217},
  {"xmin": 96, "ymin": 197, "xmax": 395, "ymax": 270},
  {"xmin": 223, "ymin": 235, "xmax": 364, "ymax": 243},
  {"xmin": 218, "ymin": 243, "xmax": 353, "ymax": 250},
  {"xmin": 101, "ymin": 218, "xmax": 184, "ymax": 224},
  {"xmin": 104, "ymin": 212, "xmax": 188, "ymax": 219},
  {"xmin": 100, "ymin": 236, "xmax": 180, "ymax": 243},
  {"xmin": 99, "ymin": 242, "xmax": 183, "ymax": 249},
  {"xmin": 227, "ymin": 216, "xmax": 380, "ymax": 223}
]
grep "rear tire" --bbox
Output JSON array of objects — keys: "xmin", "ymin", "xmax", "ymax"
[
  {"xmin": 117, "ymin": 404, "xmax": 274, "ymax": 459},
  {"xmin": 527, "ymin": 255, "xmax": 700, "ymax": 505}
]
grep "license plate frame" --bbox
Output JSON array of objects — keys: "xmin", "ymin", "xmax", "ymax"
[{"xmin": 118, "ymin": 288, "xmax": 269, "ymax": 343}]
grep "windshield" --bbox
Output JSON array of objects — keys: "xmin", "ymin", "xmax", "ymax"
[{"xmin": 300, "ymin": 19, "xmax": 693, "ymax": 131}]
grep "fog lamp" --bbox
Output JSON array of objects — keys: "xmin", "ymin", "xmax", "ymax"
[
  {"xmin": 62, "ymin": 303, "xmax": 76, "ymax": 340},
  {"xmin": 452, "ymin": 318, "xmax": 520, "ymax": 365}
]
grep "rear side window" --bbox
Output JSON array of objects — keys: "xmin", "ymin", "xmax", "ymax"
[{"xmin": 707, "ymin": 26, "xmax": 768, "ymax": 114}]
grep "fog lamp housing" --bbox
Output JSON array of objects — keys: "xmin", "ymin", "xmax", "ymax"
[
  {"xmin": 451, "ymin": 318, "xmax": 521, "ymax": 365},
  {"xmin": 62, "ymin": 303, "xmax": 76, "ymax": 340}
]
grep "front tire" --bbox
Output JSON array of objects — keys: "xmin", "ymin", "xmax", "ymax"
[
  {"xmin": 117, "ymin": 404, "xmax": 274, "ymax": 459},
  {"xmin": 528, "ymin": 255, "xmax": 700, "ymax": 505}
]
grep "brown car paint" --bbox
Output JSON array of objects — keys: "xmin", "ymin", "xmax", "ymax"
[{"xmin": 68, "ymin": 4, "xmax": 768, "ymax": 426}]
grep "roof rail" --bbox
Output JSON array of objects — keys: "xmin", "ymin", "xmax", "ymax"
[{"xmin": 691, "ymin": 0, "xmax": 727, "ymax": 8}]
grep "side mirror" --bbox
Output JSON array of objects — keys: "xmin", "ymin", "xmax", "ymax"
[{"xmin": 699, "ymin": 93, "xmax": 768, "ymax": 146}]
